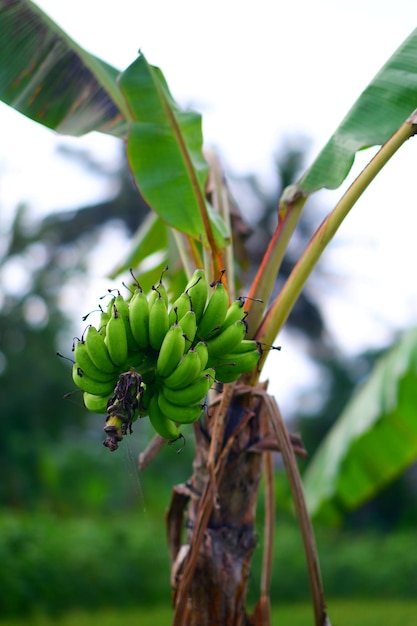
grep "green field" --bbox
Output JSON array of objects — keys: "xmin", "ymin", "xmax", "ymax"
[
  {"xmin": 2, "ymin": 511, "xmax": 417, "ymax": 624},
  {"xmin": 1, "ymin": 601, "xmax": 416, "ymax": 626}
]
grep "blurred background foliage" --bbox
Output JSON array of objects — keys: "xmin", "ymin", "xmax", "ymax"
[{"xmin": 1, "ymin": 138, "xmax": 416, "ymax": 617}]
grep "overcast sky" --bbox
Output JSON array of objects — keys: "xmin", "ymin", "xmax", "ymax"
[{"xmin": 2, "ymin": 0, "xmax": 417, "ymax": 410}]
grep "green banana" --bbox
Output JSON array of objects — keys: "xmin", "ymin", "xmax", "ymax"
[
  {"xmin": 213, "ymin": 349, "xmax": 260, "ymax": 383},
  {"xmin": 179, "ymin": 309, "xmax": 197, "ymax": 346},
  {"xmin": 205, "ymin": 298, "xmax": 246, "ymax": 340},
  {"xmin": 83, "ymin": 392, "xmax": 110, "ymax": 414},
  {"xmin": 162, "ymin": 348, "xmax": 202, "ymax": 389},
  {"xmin": 105, "ymin": 297, "xmax": 114, "ymax": 316},
  {"xmin": 161, "ymin": 368, "xmax": 215, "ymax": 406},
  {"xmin": 105, "ymin": 304, "xmax": 129, "ymax": 367},
  {"xmin": 129, "ymin": 288, "xmax": 150, "ymax": 349},
  {"xmin": 220, "ymin": 297, "xmax": 247, "ymax": 330},
  {"xmin": 230, "ymin": 339, "xmax": 259, "ymax": 354},
  {"xmin": 74, "ymin": 340, "xmax": 117, "ymax": 382},
  {"xmin": 148, "ymin": 293, "xmax": 169, "ymax": 350},
  {"xmin": 158, "ymin": 392, "xmax": 204, "ymax": 424},
  {"xmin": 147, "ymin": 286, "xmax": 158, "ymax": 310},
  {"xmin": 148, "ymin": 393, "xmax": 182, "ymax": 440},
  {"xmin": 113, "ymin": 294, "xmax": 138, "ymax": 351},
  {"xmin": 149, "ymin": 285, "xmax": 168, "ymax": 311},
  {"xmin": 206, "ymin": 320, "xmax": 247, "ymax": 358},
  {"xmin": 148, "ymin": 267, "xmax": 169, "ymax": 309},
  {"xmin": 156, "ymin": 277, "xmax": 169, "ymax": 308},
  {"xmin": 72, "ymin": 364, "xmax": 117, "ymax": 395},
  {"xmin": 156, "ymin": 323, "xmax": 186, "ymax": 378},
  {"xmin": 98, "ymin": 308, "xmax": 110, "ymax": 335},
  {"xmin": 168, "ymin": 292, "xmax": 192, "ymax": 326},
  {"xmin": 185, "ymin": 269, "xmax": 208, "ymax": 323},
  {"xmin": 85, "ymin": 326, "xmax": 119, "ymax": 374},
  {"xmin": 214, "ymin": 346, "xmax": 261, "ymax": 365},
  {"xmin": 194, "ymin": 341, "xmax": 209, "ymax": 370},
  {"xmin": 196, "ymin": 278, "xmax": 229, "ymax": 340}
]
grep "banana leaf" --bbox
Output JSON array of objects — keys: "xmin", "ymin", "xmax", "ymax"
[
  {"xmin": 0, "ymin": 0, "xmax": 129, "ymax": 136},
  {"xmin": 2, "ymin": 4, "xmax": 417, "ymax": 200},
  {"xmin": 119, "ymin": 54, "xmax": 228, "ymax": 249},
  {"xmin": 0, "ymin": 1, "xmax": 228, "ymax": 249},
  {"xmin": 303, "ymin": 327, "xmax": 417, "ymax": 524},
  {"xmin": 298, "ymin": 27, "xmax": 417, "ymax": 193}
]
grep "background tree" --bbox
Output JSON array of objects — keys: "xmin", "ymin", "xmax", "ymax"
[{"xmin": 0, "ymin": 205, "xmax": 85, "ymax": 507}]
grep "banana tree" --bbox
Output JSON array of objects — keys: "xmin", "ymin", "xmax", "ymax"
[{"xmin": 3, "ymin": 2, "xmax": 417, "ymax": 624}]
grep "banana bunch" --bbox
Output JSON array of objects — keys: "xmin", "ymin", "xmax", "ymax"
[{"xmin": 71, "ymin": 268, "xmax": 261, "ymax": 449}]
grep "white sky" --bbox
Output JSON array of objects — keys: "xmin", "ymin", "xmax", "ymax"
[{"xmin": 1, "ymin": 0, "xmax": 417, "ymax": 412}]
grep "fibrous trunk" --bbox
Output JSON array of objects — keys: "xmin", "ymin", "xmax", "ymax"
[{"xmin": 167, "ymin": 386, "xmax": 273, "ymax": 625}]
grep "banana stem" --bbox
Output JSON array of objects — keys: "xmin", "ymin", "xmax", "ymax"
[
  {"xmin": 245, "ymin": 189, "xmax": 307, "ymax": 335},
  {"xmin": 264, "ymin": 393, "xmax": 329, "ymax": 626},
  {"xmin": 205, "ymin": 149, "xmax": 236, "ymax": 299},
  {"xmin": 255, "ymin": 115, "xmax": 417, "ymax": 370}
]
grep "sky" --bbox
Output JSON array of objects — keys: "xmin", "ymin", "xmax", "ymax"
[{"xmin": 2, "ymin": 0, "xmax": 417, "ymax": 412}]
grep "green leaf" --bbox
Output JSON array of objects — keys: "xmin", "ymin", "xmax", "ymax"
[
  {"xmin": 119, "ymin": 54, "xmax": 228, "ymax": 248},
  {"xmin": 303, "ymin": 327, "xmax": 417, "ymax": 524},
  {"xmin": 0, "ymin": 0, "xmax": 129, "ymax": 136},
  {"xmin": 298, "ymin": 28, "xmax": 417, "ymax": 193}
]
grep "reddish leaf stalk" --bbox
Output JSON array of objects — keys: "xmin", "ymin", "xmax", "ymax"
[
  {"xmin": 255, "ymin": 113, "xmax": 417, "ymax": 371},
  {"xmin": 245, "ymin": 190, "xmax": 306, "ymax": 336}
]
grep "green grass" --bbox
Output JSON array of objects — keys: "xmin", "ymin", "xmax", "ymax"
[
  {"xmin": 275, "ymin": 600, "xmax": 417, "ymax": 625},
  {"xmin": 1, "ymin": 600, "xmax": 417, "ymax": 626}
]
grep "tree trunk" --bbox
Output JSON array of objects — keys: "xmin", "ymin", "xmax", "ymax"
[{"xmin": 167, "ymin": 386, "xmax": 272, "ymax": 625}]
